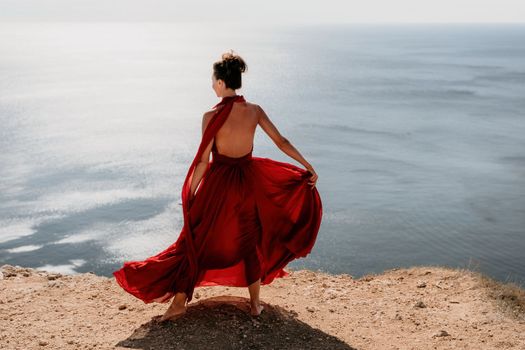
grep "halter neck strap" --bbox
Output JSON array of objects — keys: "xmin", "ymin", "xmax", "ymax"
[{"xmin": 213, "ymin": 95, "xmax": 245, "ymax": 109}]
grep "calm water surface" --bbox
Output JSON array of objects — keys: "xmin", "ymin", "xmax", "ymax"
[{"xmin": 0, "ymin": 22, "xmax": 524, "ymax": 287}]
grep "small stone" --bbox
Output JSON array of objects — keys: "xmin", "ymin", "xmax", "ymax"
[
  {"xmin": 38, "ymin": 340, "xmax": 49, "ymax": 346},
  {"xmin": 118, "ymin": 304, "xmax": 127, "ymax": 310},
  {"xmin": 434, "ymin": 330, "xmax": 450, "ymax": 337},
  {"xmin": 417, "ymin": 281, "xmax": 427, "ymax": 288},
  {"xmin": 306, "ymin": 306, "xmax": 316, "ymax": 312},
  {"xmin": 414, "ymin": 301, "xmax": 426, "ymax": 308}
]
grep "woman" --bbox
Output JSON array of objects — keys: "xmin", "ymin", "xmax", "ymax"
[{"xmin": 112, "ymin": 51, "xmax": 322, "ymax": 322}]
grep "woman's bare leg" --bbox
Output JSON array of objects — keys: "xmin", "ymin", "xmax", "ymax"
[
  {"xmin": 174, "ymin": 291, "xmax": 187, "ymax": 306},
  {"xmin": 160, "ymin": 292, "xmax": 187, "ymax": 321},
  {"xmin": 248, "ymin": 278, "xmax": 264, "ymax": 315}
]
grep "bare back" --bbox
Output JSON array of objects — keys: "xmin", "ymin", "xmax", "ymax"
[
  {"xmin": 200, "ymin": 99, "xmax": 288, "ymax": 164},
  {"xmin": 213, "ymin": 101, "xmax": 259, "ymax": 157}
]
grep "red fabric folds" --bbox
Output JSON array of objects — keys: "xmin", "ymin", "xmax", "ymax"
[{"xmin": 112, "ymin": 95, "xmax": 323, "ymax": 304}]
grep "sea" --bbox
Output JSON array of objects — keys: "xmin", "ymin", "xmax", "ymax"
[{"xmin": 1, "ymin": 22, "xmax": 524, "ymax": 287}]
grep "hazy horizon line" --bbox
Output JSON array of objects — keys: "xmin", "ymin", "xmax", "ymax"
[{"xmin": 1, "ymin": 20, "xmax": 524, "ymax": 25}]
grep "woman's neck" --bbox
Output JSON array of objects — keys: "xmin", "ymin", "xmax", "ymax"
[{"xmin": 221, "ymin": 91, "xmax": 238, "ymax": 98}]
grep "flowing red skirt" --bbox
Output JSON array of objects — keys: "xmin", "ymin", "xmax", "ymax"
[{"xmin": 113, "ymin": 143, "xmax": 322, "ymax": 304}]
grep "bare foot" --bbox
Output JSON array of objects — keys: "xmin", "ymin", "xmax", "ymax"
[
  {"xmin": 159, "ymin": 303, "xmax": 187, "ymax": 322},
  {"xmin": 250, "ymin": 304, "xmax": 264, "ymax": 316}
]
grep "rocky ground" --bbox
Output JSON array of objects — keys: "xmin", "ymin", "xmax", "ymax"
[{"xmin": 1, "ymin": 264, "xmax": 524, "ymax": 349}]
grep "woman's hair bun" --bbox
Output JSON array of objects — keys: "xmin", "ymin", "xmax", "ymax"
[
  {"xmin": 213, "ymin": 50, "xmax": 247, "ymax": 90},
  {"xmin": 221, "ymin": 51, "xmax": 247, "ymax": 74}
]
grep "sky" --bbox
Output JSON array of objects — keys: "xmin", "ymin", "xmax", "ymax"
[{"xmin": 0, "ymin": 0, "xmax": 524, "ymax": 24}]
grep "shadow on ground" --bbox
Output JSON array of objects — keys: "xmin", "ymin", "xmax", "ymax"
[{"xmin": 115, "ymin": 295, "xmax": 355, "ymax": 350}]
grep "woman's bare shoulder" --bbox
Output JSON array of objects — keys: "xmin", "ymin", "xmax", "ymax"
[
  {"xmin": 244, "ymin": 101, "xmax": 263, "ymax": 114},
  {"xmin": 203, "ymin": 109, "xmax": 216, "ymax": 119}
]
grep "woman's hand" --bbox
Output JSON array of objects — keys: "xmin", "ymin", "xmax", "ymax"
[{"xmin": 305, "ymin": 165, "xmax": 318, "ymax": 189}]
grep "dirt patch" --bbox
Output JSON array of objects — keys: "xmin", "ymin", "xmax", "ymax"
[{"xmin": 1, "ymin": 264, "xmax": 524, "ymax": 349}]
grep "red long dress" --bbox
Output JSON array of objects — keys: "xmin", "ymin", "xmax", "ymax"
[{"xmin": 112, "ymin": 95, "xmax": 323, "ymax": 304}]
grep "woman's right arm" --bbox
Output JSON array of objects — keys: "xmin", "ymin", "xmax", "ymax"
[{"xmin": 256, "ymin": 104, "xmax": 318, "ymax": 188}]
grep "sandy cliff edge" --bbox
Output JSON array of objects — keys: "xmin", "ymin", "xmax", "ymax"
[{"xmin": 1, "ymin": 264, "xmax": 524, "ymax": 350}]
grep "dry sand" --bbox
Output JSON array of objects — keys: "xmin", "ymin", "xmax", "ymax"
[{"xmin": 1, "ymin": 264, "xmax": 524, "ymax": 349}]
